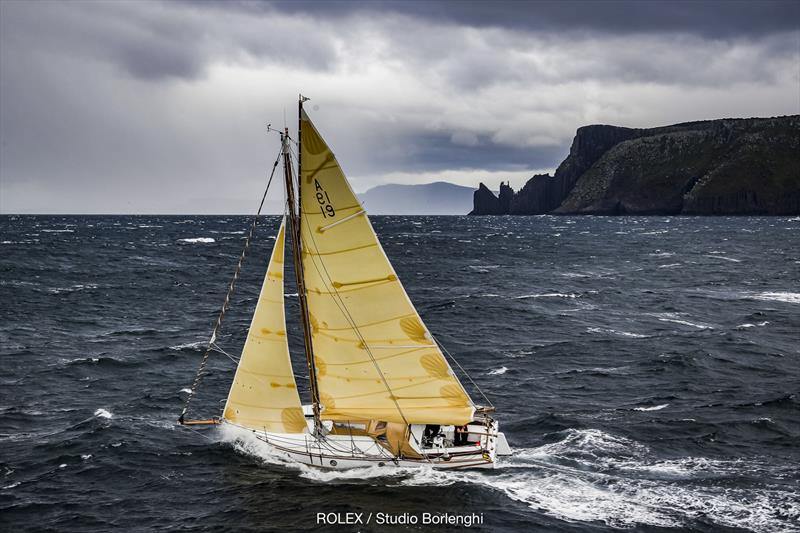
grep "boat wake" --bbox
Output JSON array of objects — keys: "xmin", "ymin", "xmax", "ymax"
[{"xmin": 222, "ymin": 425, "xmax": 799, "ymax": 531}]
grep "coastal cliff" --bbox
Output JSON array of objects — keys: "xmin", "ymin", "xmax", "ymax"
[{"xmin": 469, "ymin": 115, "xmax": 800, "ymax": 215}]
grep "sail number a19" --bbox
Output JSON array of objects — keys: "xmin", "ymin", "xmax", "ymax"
[{"xmin": 315, "ymin": 179, "xmax": 336, "ymax": 218}]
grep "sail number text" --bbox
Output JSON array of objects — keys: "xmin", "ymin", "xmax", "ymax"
[{"xmin": 314, "ymin": 179, "xmax": 336, "ymax": 218}]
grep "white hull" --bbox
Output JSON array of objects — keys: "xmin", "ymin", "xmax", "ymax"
[{"xmin": 224, "ymin": 408, "xmax": 511, "ymax": 471}]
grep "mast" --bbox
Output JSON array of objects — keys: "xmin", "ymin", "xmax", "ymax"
[{"xmin": 282, "ymin": 117, "xmax": 322, "ymax": 434}]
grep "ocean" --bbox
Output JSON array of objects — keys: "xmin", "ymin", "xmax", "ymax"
[{"xmin": 1, "ymin": 214, "xmax": 798, "ymax": 532}]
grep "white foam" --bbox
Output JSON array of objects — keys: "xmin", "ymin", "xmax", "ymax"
[
  {"xmin": 218, "ymin": 424, "xmax": 799, "ymax": 531},
  {"xmin": 488, "ymin": 366, "xmax": 508, "ymax": 375},
  {"xmin": 169, "ymin": 340, "xmax": 205, "ymax": 351},
  {"xmin": 179, "ymin": 237, "xmax": 215, "ymax": 243},
  {"xmin": 516, "ymin": 292, "xmax": 579, "ymax": 299},
  {"xmin": 94, "ymin": 408, "xmax": 113, "ymax": 419},
  {"xmin": 703, "ymin": 254, "xmax": 742, "ymax": 263},
  {"xmin": 41, "ymin": 229, "xmax": 74, "ymax": 233},
  {"xmin": 658, "ymin": 318, "xmax": 711, "ymax": 329},
  {"xmin": 633, "ymin": 404, "xmax": 669, "ymax": 411},
  {"xmin": 49, "ymin": 283, "xmax": 99, "ymax": 294},
  {"xmin": 587, "ymin": 327, "xmax": 648, "ymax": 338},
  {"xmin": 654, "ymin": 312, "xmax": 713, "ymax": 330},
  {"xmin": 754, "ymin": 291, "xmax": 800, "ymax": 304},
  {"xmin": 734, "ymin": 322, "xmax": 768, "ymax": 330}
]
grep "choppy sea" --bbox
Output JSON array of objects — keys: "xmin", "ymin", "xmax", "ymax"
[{"xmin": 1, "ymin": 214, "xmax": 798, "ymax": 532}]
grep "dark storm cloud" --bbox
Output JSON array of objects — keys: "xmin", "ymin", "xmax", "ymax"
[
  {"xmin": 263, "ymin": 0, "xmax": 800, "ymax": 38},
  {"xmin": 339, "ymin": 130, "xmax": 565, "ymax": 175},
  {"xmin": 0, "ymin": 1, "xmax": 338, "ymax": 82}
]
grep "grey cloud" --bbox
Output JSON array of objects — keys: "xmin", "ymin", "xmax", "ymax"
[
  {"xmin": 1, "ymin": 1, "xmax": 338, "ymax": 82},
  {"xmin": 263, "ymin": 0, "xmax": 799, "ymax": 38}
]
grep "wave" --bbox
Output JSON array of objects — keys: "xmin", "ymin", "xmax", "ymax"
[
  {"xmin": 169, "ymin": 340, "xmax": 206, "ymax": 351},
  {"xmin": 633, "ymin": 404, "xmax": 669, "ymax": 411},
  {"xmin": 658, "ymin": 318, "xmax": 712, "ymax": 329},
  {"xmin": 179, "ymin": 237, "xmax": 215, "ymax": 243},
  {"xmin": 48, "ymin": 283, "xmax": 99, "ymax": 294},
  {"xmin": 753, "ymin": 291, "xmax": 800, "ymax": 304},
  {"xmin": 220, "ymin": 423, "xmax": 797, "ymax": 530},
  {"xmin": 220, "ymin": 425, "xmax": 799, "ymax": 531},
  {"xmin": 587, "ymin": 327, "xmax": 649, "ymax": 339},
  {"xmin": 653, "ymin": 312, "xmax": 713, "ymax": 330},
  {"xmin": 735, "ymin": 321, "xmax": 769, "ymax": 330},
  {"xmin": 516, "ymin": 292, "xmax": 579, "ymax": 299},
  {"xmin": 702, "ymin": 254, "xmax": 742, "ymax": 263}
]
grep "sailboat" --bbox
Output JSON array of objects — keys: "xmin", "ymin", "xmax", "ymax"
[{"xmin": 178, "ymin": 97, "xmax": 511, "ymax": 469}]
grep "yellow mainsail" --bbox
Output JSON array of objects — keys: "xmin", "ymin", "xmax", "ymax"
[
  {"xmin": 223, "ymin": 220, "xmax": 307, "ymax": 433},
  {"xmin": 299, "ymin": 109, "xmax": 475, "ymax": 425}
]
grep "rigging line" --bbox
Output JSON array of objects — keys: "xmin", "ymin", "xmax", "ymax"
[
  {"xmin": 289, "ymin": 155, "xmax": 431, "ymax": 463},
  {"xmin": 433, "ymin": 337, "xmax": 494, "ymax": 409},
  {"xmin": 178, "ymin": 145, "xmax": 283, "ymax": 425},
  {"xmin": 210, "ymin": 343, "xmax": 240, "ymax": 364}
]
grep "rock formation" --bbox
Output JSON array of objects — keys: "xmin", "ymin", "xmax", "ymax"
[
  {"xmin": 469, "ymin": 115, "xmax": 799, "ymax": 215},
  {"xmin": 468, "ymin": 183, "xmax": 503, "ymax": 215}
]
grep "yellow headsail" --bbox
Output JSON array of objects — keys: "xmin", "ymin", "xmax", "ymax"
[
  {"xmin": 223, "ymin": 219, "xmax": 307, "ymax": 433},
  {"xmin": 299, "ymin": 109, "xmax": 475, "ymax": 425}
]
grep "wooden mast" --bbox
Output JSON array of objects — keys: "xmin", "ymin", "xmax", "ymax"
[{"xmin": 282, "ymin": 102, "xmax": 322, "ymax": 433}]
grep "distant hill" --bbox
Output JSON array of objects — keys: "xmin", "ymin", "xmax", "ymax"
[{"xmin": 358, "ymin": 181, "xmax": 475, "ymax": 215}]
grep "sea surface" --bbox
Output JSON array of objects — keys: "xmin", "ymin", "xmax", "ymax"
[{"xmin": 1, "ymin": 215, "xmax": 799, "ymax": 532}]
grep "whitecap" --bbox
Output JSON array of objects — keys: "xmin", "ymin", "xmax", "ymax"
[
  {"xmin": 703, "ymin": 254, "xmax": 742, "ymax": 263},
  {"xmin": 94, "ymin": 408, "xmax": 113, "ymax": 419},
  {"xmin": 735, "ymin": 322, "xmax": 768, "ymax": 330},
  {"xmin": 169, "ymin": 340, "xmax": 206, "ymax": 351},
  {"xmin": 655, "ymin": 313, "xmax": 713, "ymax": 329},
  {"xmin": 48, "ymin": 283, "xmax": 99, "ymax": 294},
  {"xmin": 516, "ymin": 293, "xmax": 579, "ymax": 299},
  {"xmin": 587, "ymin": 327, "xmax": 648, "ymax": 338},
  {"xmin": 179, "ymin": 237, "xmax": 215, "ymax": 243},
  {"xmin": 753, "ymin": 291, "xmax": 800, "ymax": 304},
  {"xmin": 488, "ymin": 366, "xmax": 508, "ymax": 375},
  {"xmin": 633, "ymin": 404, "xmax": 669, "ymax": 411}
]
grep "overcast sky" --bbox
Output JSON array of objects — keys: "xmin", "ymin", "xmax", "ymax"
[{"xmin": 1, "ymin": 0, "xmax": 798, "ymax": 214}]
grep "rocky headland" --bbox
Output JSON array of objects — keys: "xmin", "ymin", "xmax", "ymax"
[{"xmin": 469, "ymin": 115, "xmax": 800, "ymax": 215}]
